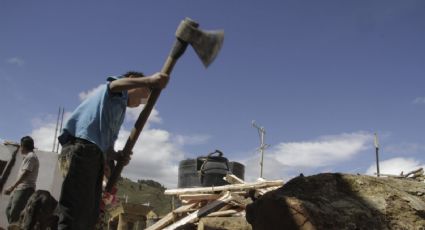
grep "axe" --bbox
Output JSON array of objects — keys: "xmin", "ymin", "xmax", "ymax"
[{"xmin": 105, "ymin": 18, "xmax": 224, "ymax": 192}]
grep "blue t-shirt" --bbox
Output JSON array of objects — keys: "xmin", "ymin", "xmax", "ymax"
[{"xmin": 60, "ymin": 82, "xmax": 128, "ymax": 153}]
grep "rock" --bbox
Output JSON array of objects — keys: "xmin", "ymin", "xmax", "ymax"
[{"xmin": 246, "ymin": 173, "xmax": 425, "ymax": 230}]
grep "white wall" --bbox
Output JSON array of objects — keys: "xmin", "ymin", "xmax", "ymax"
[{"xmin": 0, "ymin": 144, "xmax": 63, "ymax": 227}]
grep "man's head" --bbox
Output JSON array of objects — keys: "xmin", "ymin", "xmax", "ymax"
[
  {"xmin": 123, "ymin": 71, "xmax": 144, "ymax": 78},
  {"xmin": 20, "ymin": 136, "xmax": 34, "ymax": 153},
  {"xmin": 123, "ymin": 71, "xmax": 151, "ymax": 108}
]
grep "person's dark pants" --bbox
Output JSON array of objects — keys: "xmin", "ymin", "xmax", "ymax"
[
  {"xmin": 6, "ymin": 187, "xmax": 35, "ymax": 223},
  {"xmin": 57, "ymin": 139, "xmax": 104, "ymax": 230}
]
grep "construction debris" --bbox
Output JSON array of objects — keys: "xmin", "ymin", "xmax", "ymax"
[
  {"xmin": 375, "ymin": 167, "xmax": 425, "ymax": 182},
  {"xmin": 146, "ymin": 174, "xmax": 284, "ymax": 230}
]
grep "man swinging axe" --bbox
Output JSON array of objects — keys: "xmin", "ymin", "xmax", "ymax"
[{"xmin": 57, "ymin": 18, "xmax": 224, "ymax": 229}]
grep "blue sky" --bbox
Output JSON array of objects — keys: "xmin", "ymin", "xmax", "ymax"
[{"xmin": 1, "ymin": 1, "xmax": 424, "ymax": 187}]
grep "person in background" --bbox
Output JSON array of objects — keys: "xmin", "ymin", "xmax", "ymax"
[
  {"xmin": 4, "ymin": 136, "xmax": 39, "ymax": 224},
  {"xmin": 57, "ymin": 71, "xmax": 168, "ymax": 229}
]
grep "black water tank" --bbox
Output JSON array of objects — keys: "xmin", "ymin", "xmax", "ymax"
[
  {"xmin": 199, "ymin": 150, "xmax": 230, "ymax": 187},
  {"xmin": 229, "ymin": 161, "xmax": 245, "ymax": 180},
  {"xmin": 177, "ymin": 159, "xmax": 201, "ymax": 188},
  {"xmin": 177, "ymin": 152, "xmax": 246, "ymax": 188}
]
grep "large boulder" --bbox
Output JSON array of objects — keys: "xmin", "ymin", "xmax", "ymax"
[{"xmin": 246, "ymin": 173, "xmax": 425, "ymax": 230}]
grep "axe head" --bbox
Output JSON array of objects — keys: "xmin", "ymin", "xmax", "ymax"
[{"xmin": 176, "ymin": 18, "xmax": 224, "ymax": 68}]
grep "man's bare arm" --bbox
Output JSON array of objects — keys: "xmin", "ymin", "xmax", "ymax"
[
  {"xmin": 4, "ymin": 170, "xmax": 30, "ymax": 195},
  {"xmin": 109, "ymin": 72, "xmax": 169, "ymax": 93}
]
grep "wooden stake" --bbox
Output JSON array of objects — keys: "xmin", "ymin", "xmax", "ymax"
[
  {"xmin": 145, "ymin": 203, "xmax": 197, "ymax": 230},
  {"xmin": 163, "ymin": 192, "xmax": 233, "ymax": 230}
]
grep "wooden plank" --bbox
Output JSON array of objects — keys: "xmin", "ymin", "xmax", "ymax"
[
  {"xmin": 145, "ymin": 203, "xmax": 197, "ymax": 230},
  {"xmin": 225, "ymin": 175, "xmax": 281, "ymax": 197},
  {"xmin": 257, "ymin": 185, "xmax": 281, "ymax": 195},
  {"xmin": 163, "ymin": 192, "xmax": 233, "ymax": 230},
  {"xmin": 375, "ymin": 173, "xmax": 405, "ymax": 178},
  {"xmin": 206, "ymin": 209, "xmax": 238, "ymax": 217},
  {"xmin": 165, "ymin": 180, "xmax": 284, "ymax": 195},
  {"xmin": 172, "ymin": 207, "xmax": 199, "ymax": 214},
  {"xmin": 179, "ymin": 193, "xmax": 221, "ymax": 201},
  {"xmin": 228, "ymin": 193, "xmax": 251, "ymax": 208}
]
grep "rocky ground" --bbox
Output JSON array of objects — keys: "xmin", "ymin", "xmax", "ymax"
[
  {"xmin": 246, "ymin": 173, "xmax": 425, "ymax": 230},
  {"xmin": 8, "ymin": 173, "xmax": 425, "ymax": 229}
]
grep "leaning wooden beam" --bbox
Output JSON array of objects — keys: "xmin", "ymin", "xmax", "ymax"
[
  {"xmin": 163, "ymin": 192, "xmax": 233, "ymax": 230},
  {"xmin": 216, "ymin": 204, "xmax": 233, "ymax": 212},
  {"xmin": 0, "ymin": 145, "xmax": 19, "ymax": 192},
  {"xmin": 145, "ymin": 203, "xmax": 197, "ymax": 230},
  {"xmin": 165, "ymin": 180, "xmax": 284, "ymax": 195},
  {"xmin": 404, "ymin": 168, "xmax": 424, "ymax": 178},
  {"xmin": 224, "ymin": 174, "xmax": 244, "ymax": 184}
]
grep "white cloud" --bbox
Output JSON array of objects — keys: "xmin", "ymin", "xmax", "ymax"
[
  {"xmin": 239, "ymin": 132, "xmax": 374, "ymax": 182},
  {"xmin": 365, "ymin": 157, "xmax": 425, "ymax": 176},
  {"xmin": 270, "ymin": 132, "xmax": 373, "ymax": 167},
  {"xmin": 412, "ymin": 97, "xmax": 425, "ymax": 105},
  {"xmin": 125, "ymin": 106, "xmax": 162, "ymax": 125},
  {"xmin": 31, "ymin": 123, "xmax": 58, "ymax": 152},
  {"xmin": 29, "ymin": 85, "xmax": 183, "ymax": 188},
  {"xmin": 115, "ymin": 128, "xmax": 185, "ymax": 188},
  {"xmin": 29, "ymin": 105, "xmax": 186, "ymax": 188},
  {"xmin": 6, "ymin": 57, "xmax": 25, "ymax": 67},
  {"xmin": 240, "ymin": 154, "xmax": 295, "ymax": 182},
  {"xmin": 30, "ymin": 114, "xmax": 64, "ymax": 152},
  {"xmin": 174, "ymin": 134, "xmax": 211, "ymax": 146},
  {"xmin": 78, "ymin": 85, "xmax": 104, "ymax": 101}
]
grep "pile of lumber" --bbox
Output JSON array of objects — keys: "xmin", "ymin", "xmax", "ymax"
[{"xmin": 146, "ymin": 175, "xmax": 284, "ymax": 230}]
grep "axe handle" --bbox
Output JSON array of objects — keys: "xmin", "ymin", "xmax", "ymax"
[{"xmin": 105, "ymin": 39, "xmax": 188, "ymax": 192}]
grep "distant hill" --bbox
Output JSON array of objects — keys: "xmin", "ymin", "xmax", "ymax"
[{"xmin": 115, "ymin": 178, "xmax": 172, "ymax": 216}]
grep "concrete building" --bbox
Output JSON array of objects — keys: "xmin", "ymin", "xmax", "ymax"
[{"xmin": 0, "ymin": 142, "xmax": 63, "ymax": 228}]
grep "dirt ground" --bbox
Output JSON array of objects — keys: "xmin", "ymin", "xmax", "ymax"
[{"xmin": 246, "ymin": 173, "xmax": 425, "ymax": 230}]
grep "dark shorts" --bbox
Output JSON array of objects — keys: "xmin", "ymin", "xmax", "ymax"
[
  {"xmin": 6, "ymin": 187, "xmax": 35, "ymax": 223},
  {"xmin": 57, "ymin": 139, "xmax": 104, "ymax": 230}
]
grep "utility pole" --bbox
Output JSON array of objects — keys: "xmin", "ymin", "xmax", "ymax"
[
  {"xmin": 252, "ymin": 120, "xmax": 270, "ymax": 178},
  {"xmin": 52, "ymin": 107, "xmax": 61, "ymax": 152},
  {"xmin": 56, "ymin": 107, "xmax": 65, "ymax": 153},
  {"xmin": 374, "ymin": 133, "xmax": 380, "ymax": 177},
  {"xmin": 52, "ymin": 107, "xmax": 65, "ymax": 153}
]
